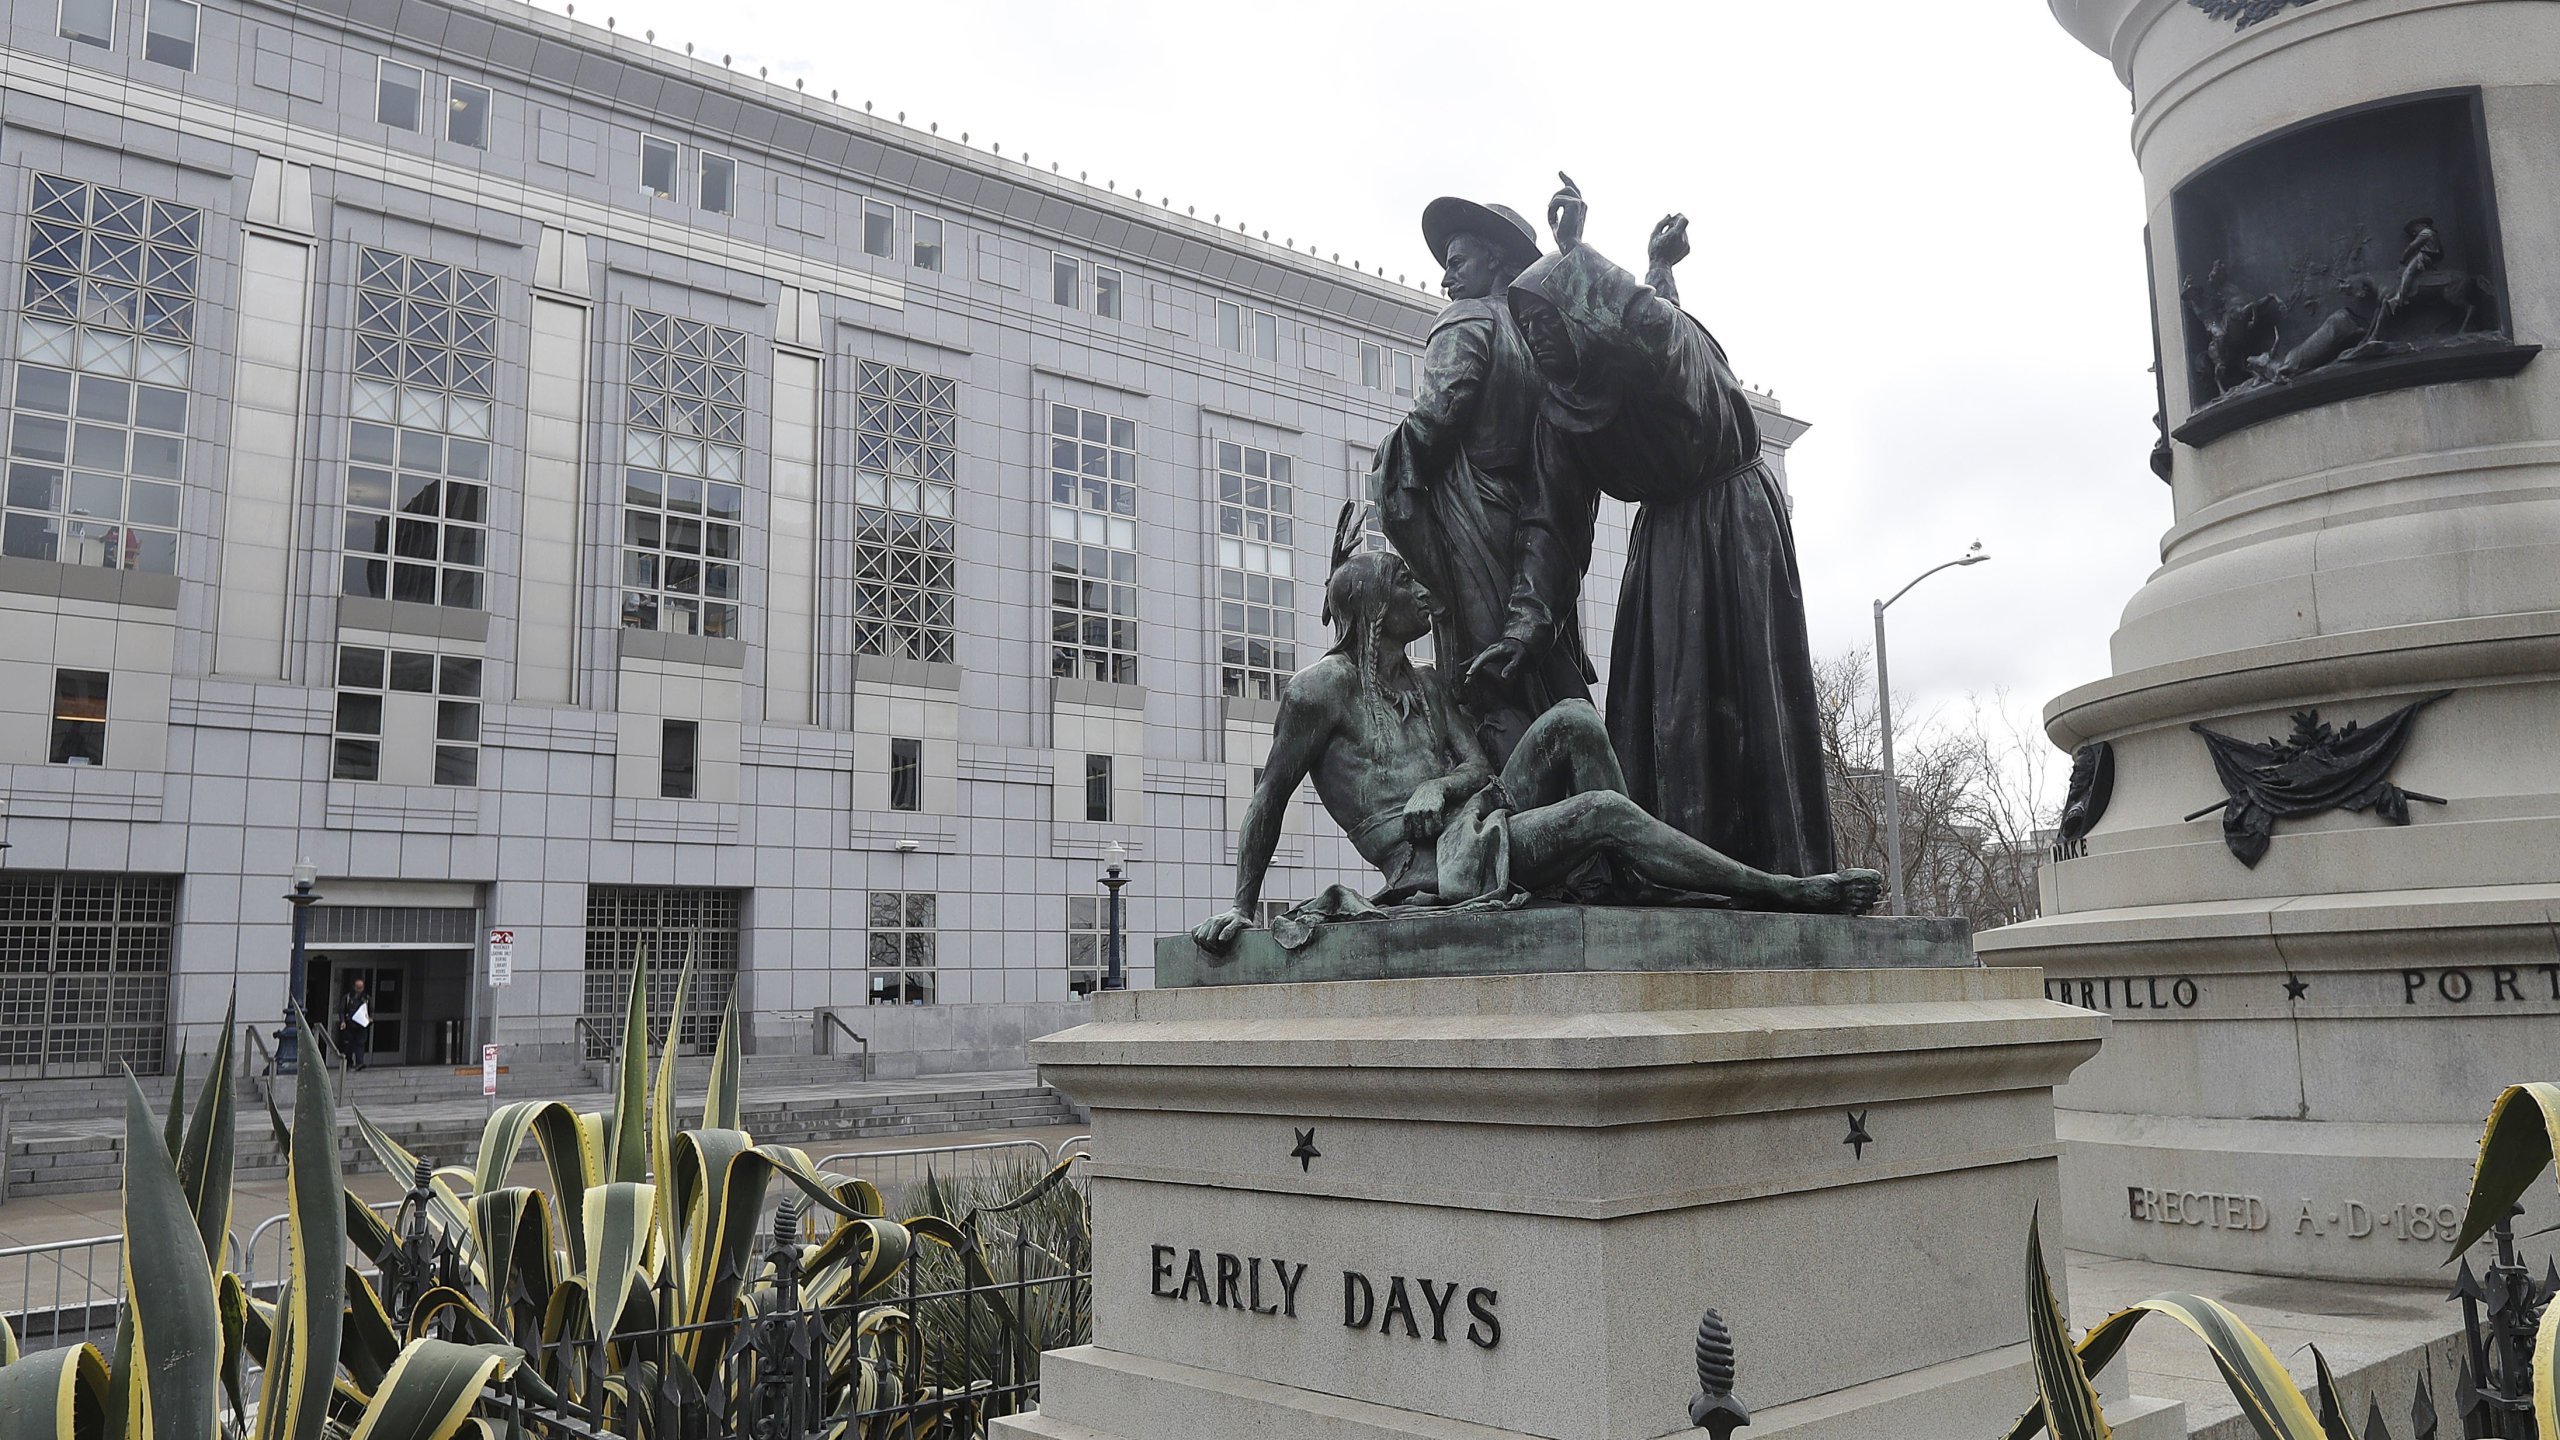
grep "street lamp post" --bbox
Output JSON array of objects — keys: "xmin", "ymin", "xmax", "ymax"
[
  {"xmin": 1100, "ymin": 841, "xmax": 1129, "ymax": 991},
  {"xmin": 1874, "ymin": 543, "xmax": 1989, "ymax": 917},
  {"xmin": 278, "ymin": 858, "xmax": 322, "ymax": 1073}
]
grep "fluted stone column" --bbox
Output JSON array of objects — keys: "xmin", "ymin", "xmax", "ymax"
[{"xmin": 1985, "ymin": 0, "xmax": 2560, "ymax": 1281}]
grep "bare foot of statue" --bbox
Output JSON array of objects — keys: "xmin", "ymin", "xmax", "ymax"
[{"xmin": 1789, "ymin": 869, "xmax": 1884, "ymax": 915}]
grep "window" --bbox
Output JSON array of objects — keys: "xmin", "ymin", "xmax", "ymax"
[
  {"xmin": 49, "ymin": 669, "xmax": 107, "ymax": 765},
  {"xmin": 889, "ymin": 736, "xmax": 922, "ymax": 812},
  {"xmin": 377, "ymin": 60, "xmax": 424, "ymax": 130},
  {"xmin": 583, "ymin": 887, "xmax": 739, "ymax": 1054},
  {"xmin": 698, "ymin": 152, "xmax": 734, "ymax": 215},
  {"xmin": 1066, "ymin": 895, "xmax": 1108, "ymax": 996},
  {"xmin": 0, "ymin": 872, "xmax": 178, "ymax": 1079},
  {"xmin": 622, "ymin": 311, "xmax": 749, "ymax": 639},
  {"xmin": 331, "ymin": 644, "xmax": 481, "ymax": 785},
  {"xmin": 1084, "ymin": 753, "xmax": 1113, "ymax": 822},
  {"xmin": 1217, "ymin": 301, "xmax": 1242, "ymax": 351},
  {"xmin": 5, "ymin": 176, "xmax": 200, "ymax": 576},
  {"xmin": 866, "ymin": 892, "xmax": 936, "ymax": 1005},
  {"xmin": 1214, "ymin": 442, "xmax": 1299, "ymax": 700},
  {"xmin": 852, "ymin": 362, "xmax": 958, "ymax": 664},
  {"xmin": 1095, "ymin": 267, "xmax": 1123, "ymax": 320},
  {"xmin": 1046, "ymin": 403, "xmax": 1140, "ymax": 684},
  {"xmin": 660, "ymin": 720, "xmax": 697, "ymax": 799},
  {"xmin": 58, "ymin": 0, "xmax": 112, "ymax": 48},
  {"xmin": 913, "ymin": 215, "xmax": 944, "ymax": 272},
  {"xmin": 344, "ymin": 249, "xmax": 498, "ymax": 609},
  {"xmin": 1359, "ymin": 342, "xmax": 1383, "ymax": 390},
  {"xmin": 446, "ymin": 79, "xmax": 490, "ymax": 149},
  {"xmin": 1394, "ymin": 351, "xmax": 1415, "ymax": 398},
  {"xmin": 1254, "ymin": 311, "xmax": 1280, "ymax": 361},
  {"xmin": 1051, "ymin": 255, "xmax": 1081, "ymax": 309},
  {"xmin": 143, "ymin": 0, "xmax": 195, "ymax": 68},
  {"xmin": 863, "ymin": 201, "xmax": 895, "ymax": 259},
  {"xmin": 640, "ymin": 136, "xmax": 678, "ymax": 201}
]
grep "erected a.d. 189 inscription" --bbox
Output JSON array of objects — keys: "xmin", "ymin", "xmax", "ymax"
[{"xmin": 1148, "ymin": 1244, "xmax": 1501, "ymax": 1349}]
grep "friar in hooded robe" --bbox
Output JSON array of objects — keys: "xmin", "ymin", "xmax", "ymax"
[{"xmin": 1506, "ymin": 175, "xmax": 1837, "ymax": 878}]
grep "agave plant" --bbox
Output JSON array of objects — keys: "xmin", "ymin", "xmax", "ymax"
[
  {"xmin": 335, "ymin": 943, "xmax": 1077, "ymax": 1438},
  {"xmin": 2006, "ymin": 1208, "xmax": 2362, "ymax": 1440},
  {"xmin": 2445, "ymin": 1082, "xmax": 2560, "ymax": 1439},
  {"xmin": 0, "ymin": 996, "xmax": 525, "ymax": 1440}
]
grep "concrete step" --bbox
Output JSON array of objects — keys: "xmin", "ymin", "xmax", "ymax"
[{"xmin": 2, "ymin": 1072, "xmax": 1082, "ymax": 1198}]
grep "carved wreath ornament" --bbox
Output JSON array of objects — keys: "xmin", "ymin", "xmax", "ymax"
[{"xmin": 2188, "ymin": 0, "xmax": 2325, "ymax": 27}]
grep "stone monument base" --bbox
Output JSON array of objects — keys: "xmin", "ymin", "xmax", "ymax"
[
  {"xmin": 1983, "ymin": 886, "xmax": 2560, "ymax": 1283},
  {"xmin": 994, "ymin": 909, "xmax": 2184, "ymax": 1440}
]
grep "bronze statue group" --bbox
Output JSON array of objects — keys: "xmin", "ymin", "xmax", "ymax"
[{"xmin": 1194, "ymin": 176, "xmax": 1880, "ymax": 955}]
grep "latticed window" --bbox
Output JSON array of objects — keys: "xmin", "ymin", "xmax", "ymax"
[
  {"xmin": 581, "ymin": 886, "xmax": 740, "ymax": 1054},
  {"xmin": 622, "ymin": 311, "xmax": 748, "ymax": 639},
  {"xmin": 331, "ymin": 644, "xmax": 481, "ymax": 786},
  {"xmin": 1214, "ymin": 441, "xmax": 1299, "ymax": 700},
  {"xmin": 343, "ymin": 248, "xmax": 497, "ymax": 609},
  {"xmin": 1047, "ymin": 403, "xmax": 1139, "ymax": 684},
  {"xmin": 852, "ymin": 361, "xmax": 958, "ymax": 664},
  {"xmin": 4, "ymin": 175, "xmax": 199, "ymax": 575},
  {"xmin": 0, "ymin": 872, "xmax": 176, "ymax": 1079},
  {"xmin": 866, "ymin": 892, "xmax": 936, "ymax": 1005}
]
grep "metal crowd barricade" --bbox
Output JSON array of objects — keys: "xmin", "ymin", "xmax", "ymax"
[
  {"xmin": 810, "ymin": 1137, "xmax": 1061, "ymax": 1217},
  {"xmin": 0, "ymin": 1226, "xmax": 249, "ymax": 1351}
]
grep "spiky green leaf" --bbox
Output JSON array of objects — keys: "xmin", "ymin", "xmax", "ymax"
[
  {"xmin": 251, "ymin": 1015, "xmax": 345, "ymax": 1440},
  {"xmin": 2450, "ymin": 1083, "xmax": 2560, "ymax": 1257},
  {"xmin": 345, "ymin": 1340, "xmax": 519, "ymax": 1440},
  {"xmin": 118, "ymin": 1071, "xmax": 220, "ymax": 1440},
  {"xmin": 0, "ymin": 1340, "xmax": 109, "ymax": 1440}
]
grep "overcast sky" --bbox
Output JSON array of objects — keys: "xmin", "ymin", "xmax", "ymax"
[{"xmin": 528, "ymin": 0, "xmax": 2160, "ymax": 753}]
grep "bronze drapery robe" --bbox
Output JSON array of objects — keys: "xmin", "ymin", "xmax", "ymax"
[
  {"xmin": 1509, "ymin": 245, "xmax": 1836, "ymax": 877},
  {"xmin": 1371, "ymin": 295, "xmax": 1594, "ymax": 764}
]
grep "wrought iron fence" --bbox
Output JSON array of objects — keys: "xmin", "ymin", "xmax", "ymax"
[{"xmin": 361, "ymin": 1170, "xmax": 1090, "ymax": 1439}]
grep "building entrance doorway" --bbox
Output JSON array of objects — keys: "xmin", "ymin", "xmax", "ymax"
[{"xmin": 307, "ymin": 948, "xmax": 470, "ymax": 1067}]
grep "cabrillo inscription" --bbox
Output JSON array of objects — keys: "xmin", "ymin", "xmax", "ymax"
[
  {"xmin": 1148, "ymin": 1245, "xmax": 1501, "ymax": 1349},
  {"xmin": 2043, "ymin": 976, "xmax": 2200, "ymax": 1011},
  {"xmin": 2046, "ymin": 965, "xmax": 2560, "ymax": 1014},
  {"xmin": 2126, "ymin": 1188, "xmax": 2459, "ymax": 1242}
]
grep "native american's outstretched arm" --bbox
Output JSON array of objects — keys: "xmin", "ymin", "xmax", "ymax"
[{"xmin": 1194, "ymin": 679, "xmax": 1337, "ymax": 951}]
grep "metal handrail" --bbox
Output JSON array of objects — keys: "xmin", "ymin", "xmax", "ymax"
[
  {"xmin": 572, "ymin": 1016, "xmax": 613, "ymax": 1063},
  {"xmin": 817, "ymin": 1009, "xmax": 871, "ymax": 1082},
  {"xmin": 241, "ymin": 1022, "xmax": 276, "ymax": 1102}
]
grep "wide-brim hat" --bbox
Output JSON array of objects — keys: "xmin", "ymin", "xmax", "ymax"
[{"xmin": 1422, "ymin": 197, "xmax": 1541, "ymax": 273}]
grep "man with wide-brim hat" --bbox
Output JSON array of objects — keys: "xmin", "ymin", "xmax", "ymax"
[
  {"xmin": 1420, "ymin": 197, "xmax": 1542, "ymax": 292},
  {"xmin": 1371, "ymin": 195, "xmax": 1597, "ymax": 766}
]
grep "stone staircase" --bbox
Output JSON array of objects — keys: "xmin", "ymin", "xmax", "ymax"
[{"xmin": 2, "ymin": 1053, "xmax": 1083, "ymax": 1198}]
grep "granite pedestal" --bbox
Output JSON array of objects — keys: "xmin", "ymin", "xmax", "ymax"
[
  {"xmin": 992, "ymin": 908, "xmax": 2184, "ymax": 1440},
  {"xmin": 2009, "ymin": 0, "xmax": 2560, "ymax": 1284}
]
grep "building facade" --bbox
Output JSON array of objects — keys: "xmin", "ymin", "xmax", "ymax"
[{"xmin": 0, "ymin": 0, "xmax": 1803, "ymax": 1079}]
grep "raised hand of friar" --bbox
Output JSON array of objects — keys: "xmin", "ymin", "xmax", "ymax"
[
  {"xmin": 1547, "ymin": 171, "xmax": 1587, "ymax": 253},
  {"xmin": 1649, "ymin": 213, "xmax": 1690, "ymax": 269},
  {"xmin": 1646, "ymin": 212, "xmax": 1689, "ymax": 305}
]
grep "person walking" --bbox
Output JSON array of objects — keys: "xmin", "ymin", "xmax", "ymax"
[{"xmin": 335, "ymin": 974, "xmax": 372, "ymax": 1072}]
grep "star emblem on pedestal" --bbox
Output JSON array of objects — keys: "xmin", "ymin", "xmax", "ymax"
[
  {"xmin": 2283, "ymin": 974, "xmax": 2311, "ymax": 1000},
  {"xmin": 1843, "ymin": 1110, "xmax": 1873, "ymax": 1160},
  {"xmin": 1290, "ymin": 1127, "xmax": 1320, "ymax": 1171}
]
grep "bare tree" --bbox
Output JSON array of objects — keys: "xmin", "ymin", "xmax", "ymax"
[{"xmin": 1814, "ymin": 649, "xmax": 2057, "ymax": 930}]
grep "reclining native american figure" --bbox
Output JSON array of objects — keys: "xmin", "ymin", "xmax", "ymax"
[{"xmin": 1190, "ymin": 506, "xmax": 1882, "ymax": 955}]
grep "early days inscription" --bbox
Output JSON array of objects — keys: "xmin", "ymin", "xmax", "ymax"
[{"xmin": 1148, "ymin": 1244, "xmax": 1501, "ymax": 1349}]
